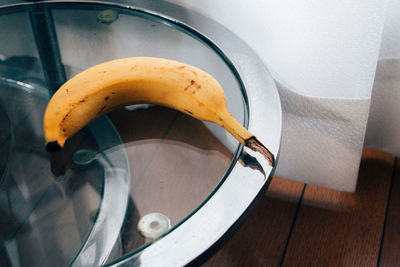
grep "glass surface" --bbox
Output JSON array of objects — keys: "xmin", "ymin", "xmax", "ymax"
[
  {"xmin": 50, "ymin": 3, "xmax": 246, "ymax": 263},
  {"xmin": 0, "ymin": 2, "xmax": 248, "ymax": 266}
]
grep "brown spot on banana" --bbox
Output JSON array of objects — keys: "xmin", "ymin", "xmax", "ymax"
[
  {"xmin": 184, "ymin": 80, "xmax": 195, "ymax": 90},
  {"xmin": 98, "ymin": 105, "xmax": 106, "ymax": 114},
  {"xmin": 184, "ymin": 109, "xmax": 193, "ymax": 115},
  {"xmin": 62, "ymin": 111, "xmax": 71, "ymax": 122}
]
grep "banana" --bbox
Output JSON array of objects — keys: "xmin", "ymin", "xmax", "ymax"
[{"xmin": 43, "ymin": 57, "xmax": 275, "ymax": 166}]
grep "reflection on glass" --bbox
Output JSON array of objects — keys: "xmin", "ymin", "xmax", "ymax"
[
  {"xmin": 0, "ymin": 56, "xmax": 130, "ymax": 267},
  {"xmin": 0, "ymin": 71, "xmax": 104, "ymax": 266}
]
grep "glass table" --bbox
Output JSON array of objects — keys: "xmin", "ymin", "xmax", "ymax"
[{"xmin": 0, "ymin": 1, "xmax": 281, "ymax": 266}]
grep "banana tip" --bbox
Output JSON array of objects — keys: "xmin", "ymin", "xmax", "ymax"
[
  {"xmin": 245, "ymin": 136, "xmax": 275, "ymax": 167},
  {"xmin": 46, "ymin": 141, "xmax": 62, "ymax": 153}
]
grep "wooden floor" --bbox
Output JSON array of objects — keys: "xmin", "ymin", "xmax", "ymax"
[{"xmin": 202, "ymin": 150, "xmax": 400, "ymax": 267}]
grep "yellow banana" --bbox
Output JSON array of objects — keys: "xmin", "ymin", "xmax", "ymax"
[{"xmin": 43, "ymin": 57, "xmax": 275, "ymax": 166}]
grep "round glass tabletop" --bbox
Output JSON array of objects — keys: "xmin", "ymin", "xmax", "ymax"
[{"xmin": 0, "ymin": 1, "xmax": 281, "ymax": 266}]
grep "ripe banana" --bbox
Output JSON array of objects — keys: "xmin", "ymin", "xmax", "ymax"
[{"xmin": 43, "ymin": 57, "xmax": 275, "ymax": 166}]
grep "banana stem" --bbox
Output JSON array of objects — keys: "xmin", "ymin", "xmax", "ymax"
[
  {"xmin": 245, "ymin": 136, "xmax": 275, "ymax": 167},
  {"xmin": 219, "ymin": 112, "xmax": 275, "ymax": 167}
]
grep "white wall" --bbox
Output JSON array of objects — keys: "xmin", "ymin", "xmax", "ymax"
[{"xmin": 167, "ymin": 0, "xmax": 387, "ymax": 99}]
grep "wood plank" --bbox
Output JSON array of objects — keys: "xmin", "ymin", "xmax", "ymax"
[
  {"xmin": 107, "ymin": 106, "xmax": 178, "ymax": 186},
  {"xmin": 203, "ymin": 177, "xmax": 304, "ymax": 267},
  {"xmin": 282, "ymin": 150, "xmax": 394, "ymax": 267},
  {"xmin": 106, "ymin": 110, "xmax": 399, "ymax": 267},
  {"xmin": 132, "ymin": 112, "xmax": 233, "ymax": 226},
  {"xmin": 379, "ymin": 157, "xmax": 400, "ymax": 267},
  {"xmin": 109, "ymin": 111, "xmax": 235, "ymax": 257}
]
